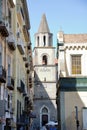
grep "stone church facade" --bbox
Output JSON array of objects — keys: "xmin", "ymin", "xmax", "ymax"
[{"xmin": 32, "ymin": 14, "xmax": 57, "ymax": 129}]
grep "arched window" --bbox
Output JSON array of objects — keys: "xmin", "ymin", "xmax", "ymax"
[
  {"xmin": 43, "ymin": 36, "xmax": 46, "ymax": 46},
  {"xmin": 42, "ymin": 107, "xmax": 48, "ymax": 114},
  {"xmin": 42, "ymin": 55, "xmax": 47, "ymax": 65},
  {"xmin": 37, "ymin": 36, "xmax": 39, "ymax": 46}
]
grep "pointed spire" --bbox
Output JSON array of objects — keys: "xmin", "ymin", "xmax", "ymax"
[{"xmin": 38, "ymin": 14, "xmax": 50, "ymax": 33}]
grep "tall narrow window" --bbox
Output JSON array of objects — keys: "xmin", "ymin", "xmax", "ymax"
[
  {"xmin": 8, "ymin": 8, "xmax": 11, "ymax": 28},
  {"xmin": 43, "ymin": 36, "xmax": 46, "ymax": 46},
  {"xmin": 0, "ymin": 44, "xmax": 2, "ymax": 66},
  {"xmin": 42, "ymin": 55, "xmax": 47, "ymax": 65},
  {"xmin": 8, "ymin": 94, "xmax": 10, "ymax": 109},
  {"xmin": 8, "ymin": 56, "xmax": 11, "ymax": 76},
  {"xmin": 0, "ymin": 87, "xmax": 1, "ymax": 100},
  {"xmin": 8, "ymin": 64, "xmax": 11, "ymax": 76},
  {"xmin": 0, "ymin": 53, "xmax": 2, "ymax": 65},
  {"xmin": 17, "ymin": 100, "xmax": 21, "ymax": 121},
  {"xmin": 71, "ymin": 55, "xmax": 81, "ymax": 74},
  {"xmin": 37, "ymin": 36, "xmax": 39, "ymax": 46}
]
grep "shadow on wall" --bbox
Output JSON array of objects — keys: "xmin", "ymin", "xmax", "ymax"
[
  {"xmin": 58, "ymin": 77, "xmax": 87, "ymax": 130},
  {"xmin": 31, "ymin": 71, "xmax": 57, "ymax": 130}
]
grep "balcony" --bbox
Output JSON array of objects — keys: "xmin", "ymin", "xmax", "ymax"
[
  {"xmin": 23, "ymin": 54, "xmax": 27, "ymax": 61},
  {"xmin": 7, "ymin": 31, "xmax": 16, "ymax": 51},
  {"xmin": 0, "ymin": 21, "xmax": 9, "ymax": 37},
  {"xmin": 27, "ymin": 69, "xmax": 30, "ymax": 74},
  {"xmin": 25, "ymin": 62, "xmax": 29, "ymax": 68},
  {"xmin": 0, "ymin": 66, "xmax": 6, "ymax": 83},
  {"xmin": 29, "ymin": 77, "xmax": 32, "ymax": 88},
  {"xmin": 22, "ymin": 25, "xmax": 29, "ymax": 42},
  {"xmin": 17, "ymin": 39, "xmax": 25, "ymax": 55},
  {"xmin": 27, "ymin": 44, "xmax": 31, "ymax": 50},
  {"xmin": 29, "ymin": 84, "xmax": 32, "ymax": 88},
  {"xmin": 17, "ymin": 80, "xmax": 25, "ymax": 93},
  {"xmin": 29, "ymin": 77, "xmax": 32, "ymax": 83},
  {"xmin": 7, "ymin": 76, "xmax": 14, "ymax": 90}
]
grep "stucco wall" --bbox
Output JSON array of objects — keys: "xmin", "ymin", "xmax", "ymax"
[{"xmin": 60, "ymin": 91, "xmax": 87, "ymax": 130}]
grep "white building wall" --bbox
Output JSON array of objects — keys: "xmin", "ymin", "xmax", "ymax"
[
  {"xmin": 58, "ymin": 42, "xmax": 87, "ymax": 77},
  {"xmin": 34, "ymin": 48, "xmax": 55, "ymax": 65},
  {"xmin": 65, "ymin": 43, "xmax": 87, "ymax": 76}
]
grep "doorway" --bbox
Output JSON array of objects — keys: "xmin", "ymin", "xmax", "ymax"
[
  {"xmin": 42, "ymin": 114, "xmax": 48, "ymax": 126},
  {"xmin": 40, "ymin": 106, "xmax": 50, "ymax": 127}
]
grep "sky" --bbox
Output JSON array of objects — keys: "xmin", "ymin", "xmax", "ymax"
[{"xmin": 27, "ymin": 0, "xmax": 87, "ymax": 48}]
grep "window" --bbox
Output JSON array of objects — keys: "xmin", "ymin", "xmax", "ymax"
[
  {"xmin": 42, "ymin": 55, "xmax": 47, "ymax": 65},
  {"xmin": 8, "ymin": 55, "xmax": 11, "ymax": 76},
  {"xmin": 71, "ymin": 55, "xmax": 81, "ymax": 74},
  {"xmin": 8, "ymin": 94, "xmax": 10, "ymax": 109},
  {"xmin": 37, "ymin": 36, "xmax": 39, "ymax": 46},
  {"xmin": 42, "ymin": 107, "xmax": 48, "ymax": 114},
  {"xmin": 0, "ymin": 53, "xmax": 2, "ymax": 65},
  {"xmin": 8, "ymin": 8, "xmax": 11, "ymax": 28},
  {"xmin": 0, "ymin": 44, "xmax": 2, "ymax": 65},
  {"xmin": 20, "ymin": 7, "xmax": 24, "ymax": 20},
  {"xmin": 43, "ymin": 36, "xmax": 46, "ymax": 46},
  {"xmin": 17, "ymin": 100, "xmax": 21, "ymax": 121}
]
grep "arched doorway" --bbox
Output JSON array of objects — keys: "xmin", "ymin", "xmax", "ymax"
[{"xmin": 40, "ymin": 106, "xmax": 50, "ymax": 127}]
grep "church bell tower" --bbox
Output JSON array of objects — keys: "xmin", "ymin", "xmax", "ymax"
[{"xmin": 33, "ymin": 14, "xmax": 57, "ymax": 129}]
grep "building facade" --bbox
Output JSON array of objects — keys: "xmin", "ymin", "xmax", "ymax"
[
  {"xmin": 57, "ymin": 30, "xmax": 87, "ymax": 130},
  {"xmin": 33, "ymin": 14, "xmax": 57, "ymax": 130},
  {"xmin": 0, "ymin": 0, "xmax": 33, "ymax": 130}
]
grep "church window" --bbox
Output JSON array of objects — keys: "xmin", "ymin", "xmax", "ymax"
[
  {"xmin": 37, "ymin": 36, "xmax": 39, "ymax": 46},
  {"xmin": 71, "ymin": 55, "xmax": 81, "ymax": 74},
  {"xmin": 43, "ymin": 36, "xmax": 46, "ymax": 46},
  {"xmin": 42, "ymin": 55, "xmax": 47, "ymax": 65},
  {"xmin": 42, "ymin": 107, "xmax": 48, "ymax": 113}
]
